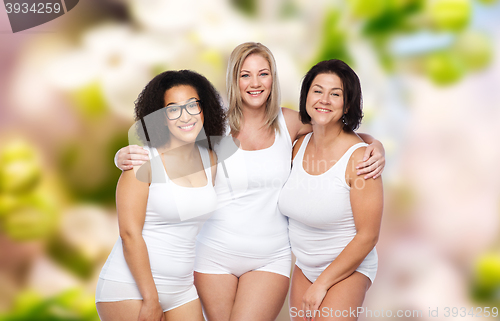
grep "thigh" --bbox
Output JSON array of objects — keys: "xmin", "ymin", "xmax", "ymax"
[
  {"xmin": 194, "ymin": 271, "xmax": 238, "ymax": 321},
  {"xmin": 289, "ymin": 266, "xmax": 313, "ymax": 321},
  {"xmin": 96, "ymin": 300, "xmax": 142, "ymax": 321},
  {"xmin": 289, "ymin": 266, "xmax": 371, "ymax": 321},
  {"xmin": 317, "ymin": 272, "xmax": 370, "ymax": 321},
  {"xmin": 229, "ymin": 271, "xmax": 289, "ymax": 321},
  {"xmin": 164, "ymin": 298, "xmax": 204, "ymax": 321}
]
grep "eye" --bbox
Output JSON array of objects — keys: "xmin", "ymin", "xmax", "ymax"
[
  {"xmin": 169, "ymin": 107, "xmax": 179, "ymax": 112},
  {"xmin": 187, "ymin": 102, "xmax": 198, "ymax": 109},
  {"xmin": 314, "ymin": 90, "xmax": 322, "ymax": 94},
  {"xmin": 241, "ymin": 74, "xmax": 250, "ymax": 78},
  {"xmin": 331, "ymin": 92, "xmax": 340, "ymax": 96},
  {"xmin": 260, "ymin": 72, "xmax": 269, "ymax": 76}
]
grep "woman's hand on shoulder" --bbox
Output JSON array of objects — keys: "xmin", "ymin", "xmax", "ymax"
[
  {"xmin": 116, "ymin": 145, "xmax": 150, "ymax": 171},
  {"xmin": 356, "ymin": 135, "xmax": 385, "ymax": 179},
  {"xmin": 281, "ymin": 107, "xmax": 312, "ymax": 143}
]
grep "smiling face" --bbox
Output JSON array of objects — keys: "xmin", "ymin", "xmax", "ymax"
[
  {"xmin": 164, "ymin": 85, "xmax": 204, "ymax": 147},
  {"xmin": 238, "ymin": 53, "xmax": 273, "ymax": 110},
  {"xmin": 305, "ymin": 73, "xmax": 345, "ymax": 126}
]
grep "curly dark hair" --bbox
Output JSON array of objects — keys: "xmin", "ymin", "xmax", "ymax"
[
  {"xmin": 299, "ymin": 59, "xmax": 363, "ymax": 131},
  {"xmin": 133, "ymin": 70, "xmax": 226, "ymax": 149}
]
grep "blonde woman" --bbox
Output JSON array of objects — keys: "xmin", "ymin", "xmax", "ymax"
[{"xmin": 115, "ymin": 43, "xmax": 385, "ymax": 321}]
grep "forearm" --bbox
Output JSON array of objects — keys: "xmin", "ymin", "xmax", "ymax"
[
  {"xmin": 313, "ymin": 234, "xmax": 377, "ymax": 290},
  {"xmin": 122, "ymin": 235, "xmax": 158, "ymax": 302}
]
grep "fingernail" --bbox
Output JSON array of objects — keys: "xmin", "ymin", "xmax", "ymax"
[
  {"xmin": 364, "ymin": 175, "xmax": 369, "ymax": 179},
  {"xmin": 356, "ymin": 166, "xmax": 360, "ymax": 169},
  {"xmin": 357, "ymin": 172, "xmax": 361, "ymax": 175},
  {"xmin": 363, "ymin": 157, "xmax": 368, "ymax": 161}
]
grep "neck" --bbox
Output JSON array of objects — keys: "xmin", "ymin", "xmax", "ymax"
[
  {"xmin": 240, "ymin": 104, "xmax": 267, "ymax": 129},
  {"xmin": 158, "ymin": 140, "xmax": 197, "ymax": 159},
  {"xmin": 310, "ymin": 121, "xmax": 344, "ymax": 150}
]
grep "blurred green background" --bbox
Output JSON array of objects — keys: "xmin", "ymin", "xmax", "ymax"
[{"xmin": 1, "ymin": 0, "xmax": 500, "ymax": 320}]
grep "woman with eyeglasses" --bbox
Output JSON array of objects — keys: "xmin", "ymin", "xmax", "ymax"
[
  {"xmin": 114, "ymin": 42, "xmax": 385, "ymax": 321},
  {"xmin": 95, "ymin": 70, "xmax": 225, "ymax": 321}
]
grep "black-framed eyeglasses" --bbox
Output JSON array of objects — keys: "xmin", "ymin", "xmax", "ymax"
[{"xmin": 164, "ymin": 99, "xmax": 202, "ymax": 120}]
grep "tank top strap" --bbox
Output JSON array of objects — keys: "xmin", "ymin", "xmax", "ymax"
[
  {"xmin": 197, "ymin": 144, "xmax": 213, "ymax": 183},
  {"xmin": 276, "ymin": 108, "xmax": 293, "ymax": 147},
  {"xmin": 335, "ymin": 142, "xmax": 368, "ymax": 177},
  {"xmin": 144, "ymin": 146, "xmax": 167, "ymax": 184},
  {"xmin": 292, "ymin": 132, "xmax": 312, "ymax": 165}
]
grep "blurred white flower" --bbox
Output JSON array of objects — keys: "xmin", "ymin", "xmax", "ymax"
[
  {"xmin": 45, "ymin": 24, "xmax": 171, "ymax": 119},
  {"xmin": 60, "ymin": 205, "xmax": 118, "ymax": 261}
]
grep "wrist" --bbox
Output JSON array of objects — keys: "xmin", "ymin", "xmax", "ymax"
[
  {"xmin": 313, "ymin": 278, "xmax": 330, "ymax": 292},
  {"xmin": 142, "ymin": 293, "xmax": 159, "ymax": 303}
]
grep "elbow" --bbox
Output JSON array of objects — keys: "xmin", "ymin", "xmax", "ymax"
[
  {"xmin": 358, "ymin": 232, "xmax": 379, "ymax": 249},
  {"xmin": 119, "ymin": 229, "xmax": 141, "ymax": 245}
]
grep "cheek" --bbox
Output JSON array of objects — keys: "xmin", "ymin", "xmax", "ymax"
[
  {"xmin": 264, "ymin": 77, "xmax": 273, "ymax": 89},
  {"xmin": 305, "ymin": 96, "xmax": 316, "ymax": 110},
  {"xmin": 238, "ymin": 79, "xmax": 246, "ymax": 92},
  {"xmin": 165, "ymin": 120, "xmax": 176, "ymax": 132}
]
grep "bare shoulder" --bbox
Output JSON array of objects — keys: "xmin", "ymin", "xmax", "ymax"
[
  {"xmin": 292, "ymin": 134, "xmax": 307, "ymax": 160},
  {"xmin": 346, "ymin": 146, "xmax": 383, "ymax": 187},
  {"xmin": 345, "ymin": 145, "xmax": 367, "ymax": 181},
  {"xmin": 281, "ymin": 106, "xmax": 298, "ymax": 117},
  {"xmin": 281, "ymin": 107, "xmax": 300, "ymax": 127},
  {"xmin": 133, "ymin": 160, "xmax": 153, "ymax": 185}
]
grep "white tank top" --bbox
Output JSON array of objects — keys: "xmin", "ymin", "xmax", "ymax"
[
  {"xmin": 278, "ymin": 133, "xmax": 377, "ymax": 282},
  {"xmin": 99, "ymin": 144, "xmax": 217, "ymax": 285},
  {"xmin": 196, "ymin": 108, "xmax": 292, "ymax": 258}
]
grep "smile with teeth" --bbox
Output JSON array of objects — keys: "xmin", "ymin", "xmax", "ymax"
[
  {"xmin": 178, "ymin": 123, "xmax": 196, "ymax": 131},
  {"xmin": 248, "ymin": 90, "xmax": 264, "ymax": 96},
  {"xmin": 315, "ymin": 108, "xmax": 331, "ymax": 112}
]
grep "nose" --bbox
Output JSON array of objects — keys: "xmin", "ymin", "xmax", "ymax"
[
  {"xmin": 179, "ymin": 107, "xmax": 192, "ymax": 122},
  {"xmin": 250, "ymin": 75, "xmax": 260, "ymax": 88},
  {"xmin": 319, "ymin": 92, "xmax": 330, "ymax": 104}
]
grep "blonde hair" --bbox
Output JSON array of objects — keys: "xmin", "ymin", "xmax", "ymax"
[{"xmin": 226, "ymin": 42, "xmax": 281, "ymax": 136}]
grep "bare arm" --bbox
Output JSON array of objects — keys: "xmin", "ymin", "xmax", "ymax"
[
  {"xmin": 301, "ymin": 147, "xmax": 383, "ymax": 317},
  {"xmin": 116, "ymin": 170, "xmax": 164, "ymax": 321}
]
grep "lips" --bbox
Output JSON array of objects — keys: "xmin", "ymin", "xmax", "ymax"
[
  {"xmin": 178, "ymin": 122, "xmax": 196, "ymax": 131},
  {"xmin": 247, "ymin": 90, "xmax": 264, "ymax": 96},
  {"xmin": 315, "ymin": 107, "xmax": 332, "ymax": 113}
]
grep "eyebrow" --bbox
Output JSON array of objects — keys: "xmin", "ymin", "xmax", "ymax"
[
  {"xmin": 240, "ymin": 68, "xmax": 270, "ymax": 73},
  {"xmin": 166, "ymin": 97, "xmax": 198, "ymax": 106},
  {"xmin": 312, "ymin": 84, "xmax": 343, "ymax": 91}
]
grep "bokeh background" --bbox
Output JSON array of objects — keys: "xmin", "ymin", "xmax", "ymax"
[{"xmin": 1, "ymin": 0, "xmax": 500, "ymax": 320}]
